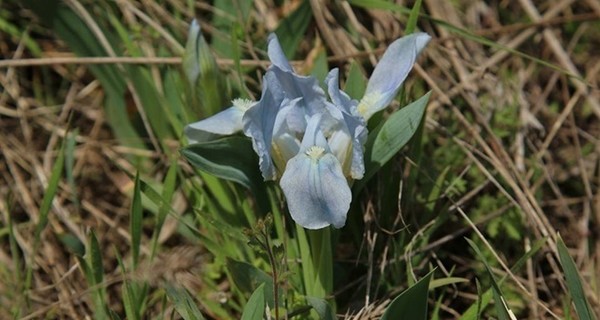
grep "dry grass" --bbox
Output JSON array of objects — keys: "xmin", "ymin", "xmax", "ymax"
[{"xmin": 1, "ymin": 0, "xmax": 599, "ymax": 318}]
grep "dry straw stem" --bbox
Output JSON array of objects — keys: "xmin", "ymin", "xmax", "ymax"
[{"xmin": 2, "ymin": 0, "xmax": 600, "ymax": 318}]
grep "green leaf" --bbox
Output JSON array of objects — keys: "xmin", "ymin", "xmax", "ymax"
[
  {"xmin": 557, "ymin": 236, "xmax": 597, "ymax": 320},
  {"xmin": 211, "ymin": 0, "xmax": 253, "ymax": 58},
  {"xmin": 131, "ymin": 173, "xmax": 143, "ymax": 268},
  {"xmin": 226, "ymin": 258, "xmax": 275, "ymax": 307},
  {"xmin": 381, "ymin": 269, "xmax": 434, "ymax": 320},
  {"xmin": 181, "ymin": 137, "xmax": 264, "ymax": 191},
  {"xmin": 344, "ymin": 61, "xmax": 366, "ymax": 100},
  {"xmin": 88, "ymin": 230, "xmax": 110, "ymax": 320},
  {"xmin": 241, "ymin": 283, "xmax": 266, "ymax": 320},
  {"xmin": 405, "ymin": 0, "xmax": 423, "ymax": 34},
  {"xmin": 89, "ymin": 231, "xmax": 104, "ymax": 286},
  {"xmin": 58, "ymin": 232, "xmax": 85, "ymax": 257},
  {"xmin": 274, "ymin": 0, "xmax": 313, "ymax": 58},
  {"xmin": 165, "ymin": 286, "xmax": 206, "ymax": 320},
  {"xmin": 310, "ymin": 49, "xmax": 329, "ymax": 86},
  {"xmin": 466, "ymin": 239, "xmax": 511, "ymax": 320},
  {"xmin": 306, "ymin": 296, "xmax": 336, "ymax": 320},
  {"xmin": 356, "ymin": 92, "xmax": 431, "ymax": 191},
  {"xmin": 461, "ymin": 237, "xmax": 546, "ymax": 319}
]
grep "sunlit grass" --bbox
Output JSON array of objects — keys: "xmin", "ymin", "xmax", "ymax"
[{"xmin": 1, "ymin": 0, "xmax": 599, "ymax": 319}]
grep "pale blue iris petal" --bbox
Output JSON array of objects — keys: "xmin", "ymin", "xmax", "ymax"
[
  {"xmin": 269, "ymin": 67, "xmax": 328, "ymax": 116},
  {"xmin": 325, "ymin": 69, "xmax": 368, "ymax": 179},
  {"xmin": 280, "ymin": 151, "xmax": 351, "ymax": 229},
  {"xmin": 271, "ymin": 131, "xmax": 301, "ymax": 172},
  {"xmin": 300, "ymin": 113, "xmax": 329, "ymax": 151},
  {"xmin": 184, "ymin": 106, "xmax": 244, "ymax": 144},
  {"xmin": 242, "ymin": 72, "xmax": 283, "ymax": 181},
  {"xmin": 276, "ymin": 98, "xmax": 307, "ymax": 135},
  {"xmin": 360, "ymin": 32, "xmax": 431, "ymax": 120},
  {"xmin": 267, "ymin": 33, "xmax": 293, "ymax": 72},
  {"xmin": 267, "ymin": 34, "xmax": 328, "ymax": 116},
  {"xmin": 325, "ymin": 69, "xmax": 358, "ymax": 115},
  {"xmin": 280, "ymin": 114, "xmax": 351, "ymax": 229}
]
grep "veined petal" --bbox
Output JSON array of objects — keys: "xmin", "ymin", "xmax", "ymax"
[
  {"xmin": 242, "ymin": 72, "xmax": 284, "ymax": 181},
  {"xmin": 280, "ymin": 114, "xmax": 351, "ymax": 229},
  {"xmin": 325, "ymin": 69, "xmax": 358, "ymax": 115},
  {"xmin": 267, "ymin": 34, "xmax": 328, "ymax": 116},
  {"xmin": 271, "ymin": 131, "xmax": 301, "ymax": 173},
  {"xmin": 267, "ymin": 34, "xmax": 293, "ymax": 72},
  {"xmin": 184, "ymin": 100, "xmax": 253, "ymax": 143},
  {"xmin": 280, "ymin": 149, "xmax": 351, "ymax": 229},
  {"xmin": 325, "ymin": 69, "xmax": 368, "ymax": 179},
  {"xmin": 358, "ymin": 32, "xmax": 431, "ymax": 120}
]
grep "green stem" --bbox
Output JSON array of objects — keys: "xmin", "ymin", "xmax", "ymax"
[{"xmin": 307, "ymin": 227, "xmax": 333, "ymax": 302}]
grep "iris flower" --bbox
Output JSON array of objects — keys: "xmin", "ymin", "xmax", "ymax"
[{"xmin": 185, "ymin": 28, "xmax": 430, "ymax": 229}]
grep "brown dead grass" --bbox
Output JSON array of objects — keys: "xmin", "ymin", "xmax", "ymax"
[{"xmin": 1, "ymin": 0, "xmax": 599, "ymax": 319}]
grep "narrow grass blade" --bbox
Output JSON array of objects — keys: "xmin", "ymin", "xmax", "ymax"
[
  {"xmin": 211, "ymin": 0, "xmax": 253, "ymax": 57},
  {"xmin": 131, "ymin": 173, "xmax": 143, "ymax": 268},
  {"xmin": 25, "ymin": 140, "xmax": 65, "ymax": 290},
  {"xmin": 466, "ymin": 239, "xmax": 511, "ymax": 320},
  {"xmin": 151, "ymin": 160, "xmax": 178, "ymax": 258},
  {"xmin": 241, "ymin": 283, "xmax": 266, "ymax": 320},
  {"xmin": 310, "ymin": 49, "xmax": 329, "ymax": 85},
  {"xmin": 165, "ymin": 285, "xmax": 206, "ymax": 320},
  {"xmin": 557, "ymin": 235, "xmax": 597, "ymax": 320},
  {"xmin": 344, "ymin": 61, "xmax": 366, "ymax": 100},
  {"xmin": 116, "ymin": 253, "xmax": 142, "ymax": 320},
  {"xmin": 381, "ymin": 269, "xmax": 434, "ymax": 320},
  {"xmin": 461, "ymin": 237, "xmax": 546, "ymax": 319},
  {"xmin": 405, "ymin": 0, "xmax": 423, "ymax": 34},
  {"xmin": 88, "ymin": 231, "xmax": 110, "ymax": 320},
  {"xmin": 275, "ymin": 0, "xmax": 313, "ymax": 57}
]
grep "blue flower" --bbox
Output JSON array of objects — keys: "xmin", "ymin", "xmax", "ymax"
[
  {"xmin": 184, "ymin": 28, "xmax": 430, "ymax": 229},
  {"xmin": 279, "ymin": 113, "xmax": 351, "ymax": 229}
]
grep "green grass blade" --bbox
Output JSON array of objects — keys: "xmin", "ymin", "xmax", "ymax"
[
  {"xmin": 131, "ymin": 173, "xmax": 143, "ymax": 268},
  {"xmin": 274, "ymin": 0, "xmax": 313, "ymax": 58},
  {"xmin": 461, "ymin": 237, "xmax": 546, "ymax": 319},
  {"xmin": 89, "ymin": 231, "xmax": 110, "ymax": 320},
  {"xmin": 150, "ymin": 160, "xmax": 178, "ymax": 258},
  {"xmin": 116, "ymin": 253, "xmax": 142, "ymax": 320},
  {"xmin": 557, "ymin": 236, "xmax": 597, "ymax": 320},
  {"xmin": 165, "ymin": 286, "xmax": 206, "ymax": 320},
  {"xmin": 25, "ymin": 140, "xmax": 65, "ymax": 290},
  {"xmin": 381, "ymin": 269, "xmax": 434, "ymax": 320},
  {"xmin": 344, "ymin": 61, "xmax": 366, "ymax": 100},
  {"xmin": 405, "ymin": 0, "xmax": 423, "ymax": 34},
  {"xmin": 466, "ymin": 239, "xmax": 511, "ymax": 320}
]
